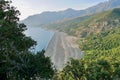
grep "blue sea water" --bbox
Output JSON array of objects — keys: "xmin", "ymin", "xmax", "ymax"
[{"xmin": 24, "ymin": 27, "xmax": 54, "ymax": 52}]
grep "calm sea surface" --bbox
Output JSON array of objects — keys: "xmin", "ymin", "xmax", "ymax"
[{"xmin": 24, "ymin": 27, "xmax": 54, "ymax": 52}]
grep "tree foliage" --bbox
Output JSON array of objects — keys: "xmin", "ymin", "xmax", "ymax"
[
  {"xmin": 56, "ymin": 19, "xmax": 120, "ymax": 80},
  {"xmin": 0, "ymin": 0, "xmax": 55, "ymax": 80}
]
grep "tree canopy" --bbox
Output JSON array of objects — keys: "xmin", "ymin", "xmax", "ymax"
[{"xmin": 0, "ymin": 0, "xmax": 55, "ymax": 80}]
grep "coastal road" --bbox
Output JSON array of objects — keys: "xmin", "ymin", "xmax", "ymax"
[{"xmin": 45, "ymin": 31, "xmax": 83, "ymax": 70}]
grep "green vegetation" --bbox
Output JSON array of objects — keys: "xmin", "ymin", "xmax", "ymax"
[
  {"xmin": 81, "ymin": 27, "xmax": 120, "ymax": 60},
  {"xmin": 80, "ymin": 28, "xmax": 120, "ymax": 50},
  {"xmin": 0, "ymin": 1, "xmax": 55, "ymax": 80},
  {"xmin": 1, "ymin": 0, "xmax": 120, "ymax": 80},
  {"xmin": 43, "ymin": 8, "xmax": 120, "ymax": 37},
  {"xmin": 55, "ymin": 28, "xmax": 120, "ymax": 80},
  {"xmin": 42, "ymin": 15, "xmax": 91, "ymax": 36},
  {"xmin": 55, "ymin": 8, "xmax": 120, "ymax": 80},
  {"xmin": 55, "ymin": 58, "xmax": 120, "ymax": 80}
]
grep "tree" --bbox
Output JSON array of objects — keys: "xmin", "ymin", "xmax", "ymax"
[
  {"xmin": 34, "ymin": 51, "xmax": 55, "ymax": 79},
  {"xmin": 56, "ymin": 59, "xmax": 86, "ymax": 80},
  {"xmin": 0, "ymin": 0, "xmax": 36, "ymax": 79},
  {"xmin": 57, "ymin": 58, "xmax": 120, "ymax": 80},
  {"xmin": 0, "ymin": 0, "xmax": 55, "ymax": 79},
  {"xmin": 86, "ymin": 59, "xmax": 112, "ymax": 80}
]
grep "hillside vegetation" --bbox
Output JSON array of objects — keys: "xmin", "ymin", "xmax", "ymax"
[
  {"xmin": 1, "ymin": 0, "xmax": 120, "ymax": 80},
  {"xmin": 41, "ymin": 15, "xmax": 91, "ymax": 35},
  {"xmin": 75, "ymin": 8, "xmax": 120, "ymax": 37},
  {"xmin": 54, "ymin": 8, "xmax": 120, "ymax": 80},
  {"xmin": 43, "ymin": 8, "xmax": 120, "ymax": 37}
]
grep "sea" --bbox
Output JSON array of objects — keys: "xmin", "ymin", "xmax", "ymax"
[{"xmin": 24, "ymin": 26, "xmax": 54, "ymax": 52}]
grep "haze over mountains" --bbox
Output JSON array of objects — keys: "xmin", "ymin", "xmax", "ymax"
[{"xmin": 22, "ymin": 0, "xmax": 120, "ymax": 26}]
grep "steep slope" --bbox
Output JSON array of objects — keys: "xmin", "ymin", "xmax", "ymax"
[
  {"xmin": 41, "ymin": 15, "xmax": 91, "ymax": 35},
  {"xmin": 22, "ymin": 0, "xmax": 120, "ymax": 26},
  {"xmin": 79, "ymin": 8, "xmax": 120, "ymax": 61},
  {"xmin": 85, "ymin": 0, "xmax": 120, "ymax": 14},
  {"xmin": 44, "ymin": 8, "xmax": 120, "ymax": 37},
  {"xmin": 57, "ymin": 26, "xmax": 120, "ymax": 79},
  {"xmin": 56, "ymin": 7, "xmax": 120, "ymax": 79},
  {"xmin": 75, "ymin": 8, "xmax": 120, "ymax": 37}
]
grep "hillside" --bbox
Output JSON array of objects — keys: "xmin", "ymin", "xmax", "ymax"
[
  {"xmin": 22, "ymin": 0, "xmax": 120, "ymax": 26},
  {"xmin": 57, "ymin": 26, "xmax": 120, "ymax": 79},
  {"xmin": 21, "ymin": 8, "xmax": 85, "ymax": 26},
  {"xmin": 75, "ymin": 8, "xmax": 120, "ymax": 37},
  {"xmin": 41, "ymin": 15, "xmax": 91, "ymax": 35},
  {"xmin": 55, "ymin": 8, "xmax": 120, "ymax": 80},
  {"xmin": 44, "ymin": 8, "xmax": 120, "ymax": 37},
  {"xmin": 85, "ymin": 0, "xmax": 120, "ymax": 14}
]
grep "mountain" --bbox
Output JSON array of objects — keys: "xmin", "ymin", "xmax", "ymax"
[
  {"xmin": 22, "ymin": 0, "xmax": 120, "ymax": 26},
  {"xmin": 21, "ymin": 8, "xmax": 85, "ymax": 26},
  {"xmin": 56, "ymin": 5, "xmax": 120, "ymax": 80},
  {"xmin": 59, "ymin": 8, "xmax": 120, "ymax": 79},
  {"xmin": 74, "ymin": 8, "xmax": 120, "ymax": 37},
  {"xmin": 85, "ymin": 0, "xmax": 120, "ymax": 14},
  {"xmin": 41, "ymin": 15, "xmax": 92, "ymax": 35},
  {"xmin": 43, "ymin": 8, "xmax": 120, "ymax": 37}
]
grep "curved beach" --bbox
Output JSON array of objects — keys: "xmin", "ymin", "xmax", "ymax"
[{"xmin": 45, "ymin": 31, "xmax": 83, "ymax": 70}]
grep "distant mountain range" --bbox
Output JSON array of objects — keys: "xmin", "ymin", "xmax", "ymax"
[
  {"xmin": 22, "ymin": 0, "xmax": 120, "ymax": 26},
  {"xmin": 21, "ymin": 8, "xmax": 85, "ymax": 26}
]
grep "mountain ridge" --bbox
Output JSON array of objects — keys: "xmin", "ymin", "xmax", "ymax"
[
  {"xmin": 43, "ymin": 8, "xmax": 120, "ymax": 37},
  {"xmin": 22, "ymin": 0, "xmax": 120, "ymax": 26}
]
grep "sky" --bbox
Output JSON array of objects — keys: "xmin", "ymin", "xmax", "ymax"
[{"xmin": 11, "ymin": 0, "xmax": 108, "ymax": 20}]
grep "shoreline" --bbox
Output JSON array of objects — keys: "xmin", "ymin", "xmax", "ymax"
[{"xmin": 45, "ymin": 32, "xmax": 55, "ymax": 50}]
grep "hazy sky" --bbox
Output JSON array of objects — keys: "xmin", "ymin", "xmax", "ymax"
[{"xmin": 11, "ymin": 0, "xmax": 108, "ymax": 20}]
